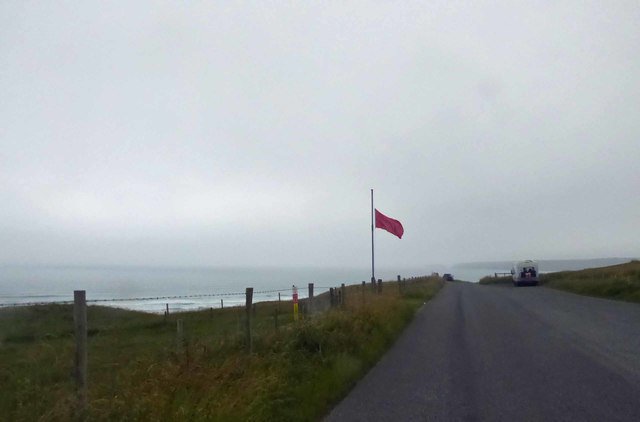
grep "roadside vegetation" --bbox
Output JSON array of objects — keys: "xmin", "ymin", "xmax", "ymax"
[
  {"xmin": 540, "ymin": 260, "xmax": 640, "ymax": 303},
  {"xmin": 0, "ymin": 276, "xmax": 443, "ymax": 421},
  {"xmin": 478, "ymin": 260, "xmax": 640, "ymax": 303}
]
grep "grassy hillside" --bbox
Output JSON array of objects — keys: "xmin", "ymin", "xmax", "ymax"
[
  {"xmin": 478, "ymin": 261, "xmax": 640, "ymax": 303},
  {"xmin": 540, "ymin": 260, "xmax": 640, "ymax": 303},
  {"xmin": 0, "ymin": 276, "xmax": 443, "ymax": 421}
]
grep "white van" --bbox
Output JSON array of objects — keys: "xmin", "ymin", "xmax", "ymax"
[{"xmin": 511, "ymin": 260, "xmax": 539, "ymax": 286}]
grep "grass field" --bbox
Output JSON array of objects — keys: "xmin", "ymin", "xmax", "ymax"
[
  {"xmin": 540, "ymin": 260, "xmax": 640, "ymax": 303},
  {"xmin": 478, "ymin": 261, "xmax": 640, "ymax": 304},
  {"xmin": 0, "ymin": 276, "xmax": 443, "ymax": 421}
]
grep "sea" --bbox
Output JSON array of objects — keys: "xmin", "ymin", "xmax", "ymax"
[
  {"xmin": 1, "ymin": 258, "xmax": 633, "ymax": 313},
  {"xmin": 0, "ymin": 265, "xmax": 437, "ymax": 313}
]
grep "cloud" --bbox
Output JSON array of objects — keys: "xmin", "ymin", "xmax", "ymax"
[{"xmin": 1, "ymin": 1, "xmax": 639, "ymax": 267}]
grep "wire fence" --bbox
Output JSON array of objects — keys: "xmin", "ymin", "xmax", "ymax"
[
  {"xmin": 0, "ymin": 269, "xmax": 423, "ymax": 313},
  {"xmin": 0, "ymin": 274, "xmax": 435, "ymax": 420},
  {"xmin": 0, "ymin": 285, "xmax": 338, "ymax": 310}
]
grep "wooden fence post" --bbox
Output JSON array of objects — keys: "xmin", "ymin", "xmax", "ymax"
[
  {"xmin": 176, "ymin": 319, "xmax": 184, "ymax": 353},
  {"xmin": 329, "ymin": 288, "xmax": 335, "ymax": 307},
  {"xmin": 341, "ymin": 283, "xmax": 346, "ymax": 307},
  {"xmin": 220, "ymin": 299, "xmax": 224, "ymax": 309},
  {"xmin": 73, "ymin": 290, "xmax": 87, "ymax": 417},
  {"xmin": 275, "ymin": 292, "xmax": 281, "ymax": 330},
  {"xmin": 361, "ymin": 281, "xmax": 366, "ymax": 305},
  {"xmin": 308, "ymin": 283, "xmax": 314, "ymax": 314},
  {"xmin": 245, "ymin": 288, "xmax": 253, "ymax": 353},
  {"xmin": 398, "ymin": 275, "xmax": 402, "ymax": 294},
  {"xmin": 377, "ymin": 279, "xmax": 382, "ymax": 294}
]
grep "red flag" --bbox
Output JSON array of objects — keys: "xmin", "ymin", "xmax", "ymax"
[{"xmin": 375, "ymin": 209, "xmax": 404, "ymax": 239}]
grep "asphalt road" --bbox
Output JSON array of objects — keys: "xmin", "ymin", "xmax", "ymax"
[{"xmin": 326, "ymin": 282, "xmax": 640, "ymax": 421}]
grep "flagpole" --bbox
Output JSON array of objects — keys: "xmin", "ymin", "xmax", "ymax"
[{"xmin": 371, "ymin": 188, "xmax": 375, "ymax": 282}]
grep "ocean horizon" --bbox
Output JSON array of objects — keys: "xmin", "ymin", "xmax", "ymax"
[
  {"xmin": 2, "ymin": 258, "xmax": 633, "ymax": 312},
  {"xmin": 0, "ymin": 264, "xmax": 441, "ymax": 313}
]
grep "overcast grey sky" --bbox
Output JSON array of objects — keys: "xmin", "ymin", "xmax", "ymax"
[{"xmin": 1, "ymin": 1, "xmax": 639, "ymax": 269}]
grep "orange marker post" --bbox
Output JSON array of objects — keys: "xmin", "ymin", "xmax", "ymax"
[{"xmin": 292, "ymin": 285, "xmax": 299, "ymax": 321}]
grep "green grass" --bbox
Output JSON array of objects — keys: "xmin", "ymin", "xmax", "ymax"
[
  {"xmin": 0, "ymin": 276, "xmax": 443, "ymax": 421},
  {"xmin": 478, "ymin": 261, "xmax": 640, "ymax": 303},
  {"xmin": 540, "ymin": 260, "xmax": 640, "ymax": 303}
]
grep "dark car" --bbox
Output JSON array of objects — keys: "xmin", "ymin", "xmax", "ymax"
[{"xmin": 443, "ymin": 273, "xmax": 454, "ymax": 281}]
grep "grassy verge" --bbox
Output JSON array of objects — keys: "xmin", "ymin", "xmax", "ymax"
[
  {"xmin": 0, "ymin": 276, "xmax": 443, "ymax": 421},
  {"xmin": 540, "ymin": 260, "xmax": 640, "ymax": 303}
]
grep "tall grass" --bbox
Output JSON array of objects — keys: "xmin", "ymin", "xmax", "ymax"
[
  {"xmin": 0, "ymin": 276, "xmax": 443, "ymax": 421},
  {"xmin": 540, "ymin": 260, "xmax": 640, "ymax": 303}
]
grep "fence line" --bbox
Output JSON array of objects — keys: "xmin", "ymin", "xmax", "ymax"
[
  {"xmin": 0, "ymin": 286, "xmax": 334, "ymax": 309},
  {"xmin": 2, "ymin": 276, "xmax": 437, "ymax": 311},
  {"xmin": 7, "ymin": 274, "xmax": 429, "ymax": 418}
]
